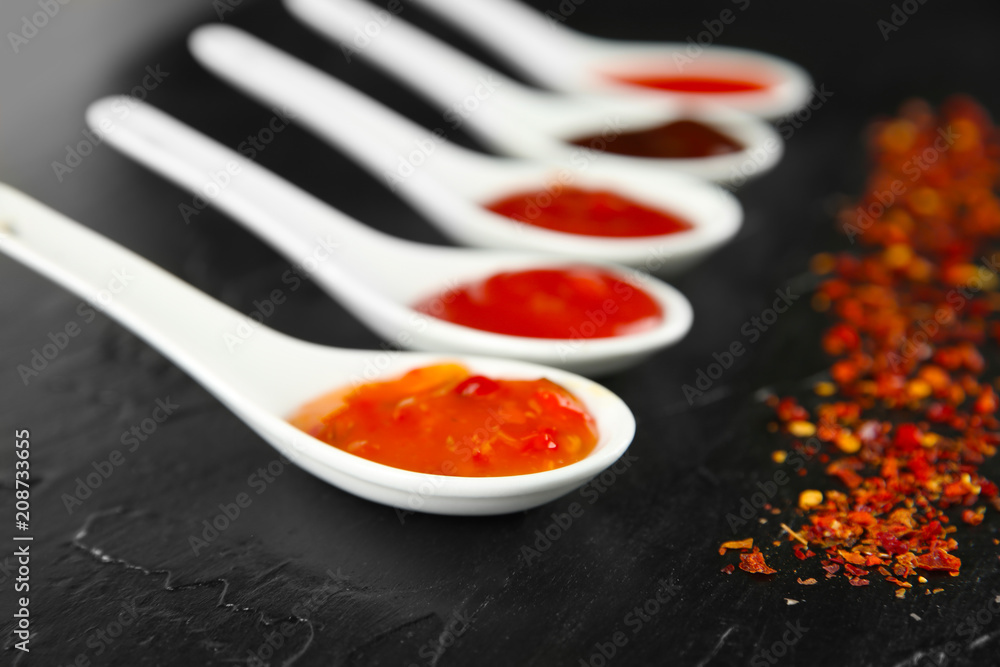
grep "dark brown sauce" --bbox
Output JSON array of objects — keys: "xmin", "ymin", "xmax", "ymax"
[{"xmin": 570, "ymin": 119, "xmax": 743, "ymax": 159}]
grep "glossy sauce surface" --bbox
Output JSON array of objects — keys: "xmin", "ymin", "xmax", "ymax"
[
  {"xmin": 486, "ymin": 186, "xmax": 692, "ymax": 238},
  {"xmin": 288, "ymin": 364, "xmax": 599, "ymax": 476},
  {"xmin": 414, "ymin": 267, "xmax": 663, "ymax": 339}
]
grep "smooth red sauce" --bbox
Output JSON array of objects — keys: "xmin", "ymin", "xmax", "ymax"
[
  {"xmin": 288, "ymin": 363, "xmax": 598, "ymax": 476},
  {"xmin": 486, "ymin": 186, "xmax": 692, "ymax": 238},
  {"xmin": 570, "ymin": 120, "xmax": 743, "ymax": 159},
  {"xmin": 414, "ymin": 267, "xmax": 663, "ymax": 339},
  {"xmin": 611, "ymin": 74, "xmax": 767, "ymax": 94}
]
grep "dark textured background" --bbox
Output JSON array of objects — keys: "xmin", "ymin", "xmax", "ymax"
[{"xmin": 3, "ymin": 0, "xmax": 1000, "ymax": 665}]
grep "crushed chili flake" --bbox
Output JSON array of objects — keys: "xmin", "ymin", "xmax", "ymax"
[
  {"xmin": 721, "ymin": 563, "xmax": 736, "ymax": 575},
  {"xmin": 720, "ymin": 538, "xmax": 754, "ymax": 553},
  {"xmin": 724, "ymin": 97, "xmax": 1000, "ymax": 594},
  {"xmin": 844, "ymin": 563, "xmax": 870, "ymax": 577},
  {"xmin": 739, "ymin": 548, "xmax": 778, "ymax": 575},
  {"xmin": 797, "ymin": 577, "xmax": 818, "ymax": 585}
]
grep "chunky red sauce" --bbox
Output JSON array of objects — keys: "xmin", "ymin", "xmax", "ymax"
[
  {"xmin": 610, "ymin": 74, "xmax": 767, "ymax": 94},
  {"xmin": 486, "ymin": 186, "xmax": 692, "ymax": 238},
  {"xmin": 570, "ymin": 120, "xmax": 743, "ymax": 159},
  {"xmin": 414, "ymin": 267, "xmax": 663, "ymax": 339},
  {"xmin": 288, "ymin": 363, "xmax": 598, "ymax": 476}
]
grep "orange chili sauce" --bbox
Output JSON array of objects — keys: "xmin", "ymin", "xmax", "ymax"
[
  {"xmin": 569, "ymin": 120, "xmax": 743, "ymax": 159},
  {"xmin": 288, "ymin": 363, "xmax": 598, "ymax": 476},
  {"xmin": 485, "ymin": 186, "xmax": 692, "ymax": 238},
  {"xmin": 610, "ymin": 74, "xmax": 768, "ymax": 94},
  {"xmin": 413, "ymin": 267, "xmax": 663, "ymax": 339}
]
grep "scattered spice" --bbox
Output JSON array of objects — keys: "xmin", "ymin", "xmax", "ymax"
[
  {"xmin": 726, "ymin": 97, "xmax": 1000, "ymax": 593},
  {"xmin": 719, "ymin": 538, "xmax": 754, "ymax": 554},
  {"xmin": 739, "ymin": 548, "xmax": 778, "ymax": 575},
  {"xmin": 721, "ymin": 563, "xmax": 736, "ymax": 575},
  {"xmin": 797, "ymin": 577, "xmax": 818, "ymax": 585}
]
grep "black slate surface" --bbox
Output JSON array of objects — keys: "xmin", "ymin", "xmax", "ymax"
[{"xmin": 3, "ymin": 0, "xmax": 1000, "ymax": 665}]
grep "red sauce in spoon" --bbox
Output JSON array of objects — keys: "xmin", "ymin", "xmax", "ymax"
[
  {"xmin": 414, "ymin": 266, "xmax": 663, "ymax": 339},
  {"xmin": 486, "ymin": 186, "xmax": 692, "ymax": 238},
  {"xmin": 611, "ymin": 74, "xmax": 767, "ymax": 94},
  {"xmin": 288, "ymin": 363, "xmax": 598, "ymax": 476},
  {"xmin": 569, "ymin": 120, "xmax": 743, "ymax": 159}
]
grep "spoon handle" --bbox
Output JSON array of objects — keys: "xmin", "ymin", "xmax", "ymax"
[
  {"xmin": 190, "ymin": 25, "xmax": 488, "ymax": 182},
  {"xmin": 87, "ymin": 96, "xmax": 425, "ymax": 288},
  {"xmin": 284, "ymin": 0, "xmax": 543, "ymax": 155},
  {"xmin": 407, "ymin": 0, "xmax": 585, "ymax": 88},
  {"xmin": 0, "ymin": 184, "xmax": 289, "ymax": 402}
]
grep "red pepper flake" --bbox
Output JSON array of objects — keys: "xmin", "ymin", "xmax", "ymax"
[
  {"xmin": 838, "ymin": 550, "xmax": 867, "ymax": 566},
  {"xmin": 719, "ymin": 538, "xmax": 754, "ymax": 554},
  {"xmin": 739, "ymin": 549, "xmax": 777, "ymax": 575},
  {"xmin": 961, "ymin": 509, "xmax": 985, "ymax": 526},
  {"xmin": 844, "ymin": 563, "xmax": 869, "ymax": 577},
  {"xmin": 797, "ymin": 577, "xmax": 818, "ymax": 585},
  {"xmin": 727, "ymin": 98, "xmax": 1000, "ymax": 595},
  {"xmin": 915, "ymin": 548, "xmax": 962, "ymax": 572},
  {"xmin": 721, "ymin": 563, "xmax": 735, "ymax": 575},
  {"xmin": 792, "ymin": 544, "xmax": 816, "ymax": 560}
]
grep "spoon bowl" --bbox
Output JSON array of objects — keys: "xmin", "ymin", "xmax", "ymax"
[
  {"xmin": 88, "ymin": 96, "xmax": 693, "ymax": 376},
  {"xmin": 409, "ymin": 0, "xmax": 813, "ymax": 119},
  {"xmin": 189, "ymin": 25, "xmax": 744, "ymax": 274},
  {"xmin": 282, "ymin": 0, "xmax": 785, "ymax": 183},
  {"xmin": 0, "ymin": 184, "xmax": 636, "ymax": 515}
]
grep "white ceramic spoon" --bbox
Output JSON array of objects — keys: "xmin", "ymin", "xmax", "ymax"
[
  {"xmin": 189, "ymin": 25, "xmax": 742, "ymax": 275},
  {"xmin": 409, "ymin": 0, "xmax": 813, "ymax": 119},
  {"xmin": 0, "ymin": 184, "xmax": 636, "ymax": 515},
  {"xmin": 87, "ymin": 96, "xmax": 693, "ymax": 377},
  {"xmin": 282, "ymin": 0, "xmax": 784, "ymax": 183}
]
